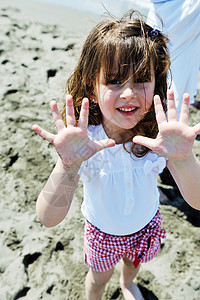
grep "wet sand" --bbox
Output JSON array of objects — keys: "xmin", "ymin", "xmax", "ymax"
[{"xmin": 0, "ymin": 1, "xmax": 200, "ymax": 299}]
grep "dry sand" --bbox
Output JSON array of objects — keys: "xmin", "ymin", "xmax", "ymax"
[{"xmin": 0, "ymin": 1, "xmax": 200, "ymax": 299}]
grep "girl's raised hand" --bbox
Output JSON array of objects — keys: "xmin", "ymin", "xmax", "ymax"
[
  {"xmin": 133, "ymin": 90, "xmax": 200, "ymax": 160},
  {"xmin": 32, "ymin": 95, "xmax": 115, "ymax": 166}
]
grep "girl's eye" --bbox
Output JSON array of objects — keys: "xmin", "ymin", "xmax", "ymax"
[
  {"xmin": 134, "ymin": 78, "xmax": 148, "ymax": 84},
  {"xmin": 108, "ymin": 80, "xmax": 121, "ymax": 85}
]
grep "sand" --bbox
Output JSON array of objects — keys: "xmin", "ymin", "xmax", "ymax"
[{"xmin": 0, "ymin": 1, "xmax": 200, "ymax": 299}]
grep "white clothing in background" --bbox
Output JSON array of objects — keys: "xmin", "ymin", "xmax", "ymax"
[{"xmin": 147, "ymin": 0, "xmax": 200, "ymax": 117}]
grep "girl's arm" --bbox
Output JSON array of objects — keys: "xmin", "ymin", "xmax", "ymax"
[
  {"xmin": 36, "ymin": 158, "xmax": 80, "ymax": 227},
  {"xmin": 167, "ymin": 152, "xmax": 200, "ymax": 209},
  {"xmin": 33, "ymin": 95, "xmax": 115, "ymax": 227},
  {"xmin": 133, "ymin": 90, "xmax": 200, "ymax": 210}
]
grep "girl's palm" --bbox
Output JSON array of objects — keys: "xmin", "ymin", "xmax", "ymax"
[
  {"xmin": 32, "ymin": 95, "xmax": 115, "ymax": 166},
  {"xmin": 133, "ymin": 90, "xmax": 200, "ymax": 160}
]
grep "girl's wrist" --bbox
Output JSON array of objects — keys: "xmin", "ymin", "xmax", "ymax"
[
  {"xmin": 58, "ymin": 157, "xmax": 81, "ymax": 172},
  {"xmin": 168, "ymin": 151, "xmax": 194, "ymax": 169}
]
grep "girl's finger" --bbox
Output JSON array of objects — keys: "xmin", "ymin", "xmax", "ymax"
[
  {"xmin": 179, "ymin": 93, "xmax": 190, "ymax": 124},
  {"xmin": 50, "ymin": 101, "xmax": 65, "ymax": 131},
  {"xmin": 133, "ymin": 135, "xmax": 155, "ymax": 152},
  {"xmin": 66, "ymin": 94, "xmax": 76, "ymax": 127},
  {"xmin": 193, "ymin": 123, "xmax": 200, "ymax": 136},
  {"xmin": 167, "ymin": 89, "xmax": 177, "ymax": 122},
  {"xmin": 78, "ymin": 98, "xmax": 89, "ymax": 129},
  {"xmin": 32, "ymin": 124, "xmax": 55, "ymax": 143},
  {"xmin": 154, "ymin": 95, "xmax": 167, "ymax": 127}
]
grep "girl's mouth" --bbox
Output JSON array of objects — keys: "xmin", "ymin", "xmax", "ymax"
[
  {"xmin": 117, "ymin": 107, "xmax": 136, "ymax": 112},
  {"xmin": 116, "ymin": 105, "xmax": 138, "ymax": 115}
]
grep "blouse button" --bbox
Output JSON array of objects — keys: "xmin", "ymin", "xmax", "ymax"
[
  {"xmin": 128, "ymin": 199, "xmax": 134, "ymax": 207},
  {"xmin": 127, "ymin": 182, "xmax": 132, "ymax": 189},
  {"xmin": 124, "ymin": 200, "xmax": 134, "ymax": 215}
]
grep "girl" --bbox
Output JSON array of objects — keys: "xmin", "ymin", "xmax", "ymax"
[{"xmin": 32, "ymin": 11, "xmax": 200, "ymax": 300}]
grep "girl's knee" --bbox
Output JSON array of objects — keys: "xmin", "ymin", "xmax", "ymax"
[
  {"xmin": 120, "ymin": 257, "xmax": 141, "ymax": 288},
  {"xmin": 89, "ymin": 268, "xmax": 114, "ymax": 286}
]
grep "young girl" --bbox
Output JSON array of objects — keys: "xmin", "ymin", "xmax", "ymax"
[{"xmin": 32, "ymin": 10, "xmax": 200, "ymax": 300}]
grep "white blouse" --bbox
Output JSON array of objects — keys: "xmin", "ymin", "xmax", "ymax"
[{"xmin": 79, "ymin": 125, "xmax": 167, "ymax": 235}]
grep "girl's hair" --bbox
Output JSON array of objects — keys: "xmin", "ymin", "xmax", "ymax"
[{"xmin": 61, "ymin": 10, "xmax": 170, "ymax": 157}]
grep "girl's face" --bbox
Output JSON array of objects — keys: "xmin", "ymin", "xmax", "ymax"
[{"xmin": 95, "ymin": 69, "xmax": 155, "ymax": 142}]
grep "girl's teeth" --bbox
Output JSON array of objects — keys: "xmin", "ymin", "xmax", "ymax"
[{"xmin": 118, "ymin": 107, "xmax": 135, "ymax": 112}]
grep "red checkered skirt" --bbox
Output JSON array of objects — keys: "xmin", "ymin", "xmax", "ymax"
[{"xmin": 84, "ymin": 209, "xmax": 166, "ymax": 272}]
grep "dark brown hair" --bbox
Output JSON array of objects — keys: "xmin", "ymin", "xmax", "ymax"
[{"xmin": 61, "ymin": 10, "xmax": 170, "ymax": 157}]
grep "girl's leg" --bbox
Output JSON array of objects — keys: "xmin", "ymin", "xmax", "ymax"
[
  {"xmin": 120, "ymin": 256, "xmax": 144, "ymax": 300},
  {"xmin": 85, "ymin": 267, "xmax": 114, "ymax": 300}
]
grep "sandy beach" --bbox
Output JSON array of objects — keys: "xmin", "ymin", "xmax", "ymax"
[{"xmin": 0, "ymin": 1, "xmax": 200, "ymax": 299}]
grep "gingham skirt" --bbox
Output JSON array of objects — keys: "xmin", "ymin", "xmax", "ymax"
[{"xmin": 84, "ymin": 209, "xmax": 166, "ymax": 272}]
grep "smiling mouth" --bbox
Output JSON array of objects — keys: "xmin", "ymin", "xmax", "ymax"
[
  {"xmin": 117, "ymin": 107, "xmax": 137, "ymax": 112},
  {"xmin": 116, "ymin": 104, "xmax": 139, "ymax": 114}
]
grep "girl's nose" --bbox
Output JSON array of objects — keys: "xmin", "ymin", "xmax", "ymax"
[{"xmin": 120, "ymin": 82, "xmax": 136, "ymax": 101}]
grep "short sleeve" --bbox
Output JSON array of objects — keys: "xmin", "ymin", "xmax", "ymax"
[{"xmin": 143, "ymin": 154, "xmax": 167, "ymax": 175}]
